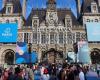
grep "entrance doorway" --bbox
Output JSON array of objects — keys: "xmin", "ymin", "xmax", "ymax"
[
  {"xmin": 41, "ymin": 48, "xmax": 63, "ymax": 64},
  {"xmin": 91, "ymin": 48, "xmax": 100, "ymax": 64},
  {"xmin": 5, "ymin": 50, "xmax": 14, "ymax": 65}
]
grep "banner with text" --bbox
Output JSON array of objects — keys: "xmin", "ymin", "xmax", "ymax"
[{"xmin": 0, "ymin": 23, "xmax": 18, "ymax": 43}]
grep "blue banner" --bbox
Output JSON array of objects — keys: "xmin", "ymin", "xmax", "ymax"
[
  {"xmin": 16, "ymin": 42, "xmax": 38, "ymax": 64},
  {"xmin": 0, "ymin": 23, "xmax": 18, "ymax": 42},
  {"xmin": 16, "ymin": 42, "xmax": 28, "ymax": 64}
]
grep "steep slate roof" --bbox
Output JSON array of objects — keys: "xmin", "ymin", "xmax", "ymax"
[
  {"xmin": 26, "ymin": 8, "xmax": 79, "ymax": 26},
  {"xmin": 26, "ymin": 8, "xmax": 46, "ymax": 26},
  {"xmin": 0, "ymin": 0, "xmax": 22, "ymax": 14},
  {"xmin": 81, "ymin": 0, "xmax": 100, "ymax": 13}
]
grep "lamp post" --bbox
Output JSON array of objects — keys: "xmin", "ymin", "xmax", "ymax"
[{"xmin": 28, "ymin": 43, "xmax": 32, "ymax": 64}]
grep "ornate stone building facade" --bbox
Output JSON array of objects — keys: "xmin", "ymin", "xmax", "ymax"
[{"xmin": 0, "ymin": 0, "xmax": 100, "ymax": 64}]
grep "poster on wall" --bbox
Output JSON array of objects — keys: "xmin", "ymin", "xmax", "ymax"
[{"xmin": 0, "ymin": 23, "xmax": 18, "ymax": 43}]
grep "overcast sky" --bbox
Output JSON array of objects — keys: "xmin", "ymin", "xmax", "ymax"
[{"xmin": 0, "ymin": 0, "xmax": 83, "ymax": 18}]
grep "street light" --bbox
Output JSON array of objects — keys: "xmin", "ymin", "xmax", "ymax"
[{"xmin": 28, "ymin": 43, "xmax": 32, "ymax": 64}]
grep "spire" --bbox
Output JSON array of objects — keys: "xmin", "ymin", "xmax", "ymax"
[
  {"xmin": 48, "ymin": 0, "xmax": 56, "ymax": 4},
  {"xmin": 47, "ymin": 0, "xmax": 56, "ymax": 10},
  {"xmin": 22, "ymin": 0, "xmax": 27, "ymax": 19},
  {"xmin": 75, "ymin": 0, "xmax": 81, "ymax": 18}
]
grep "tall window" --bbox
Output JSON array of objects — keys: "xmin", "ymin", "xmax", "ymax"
[
  {"xmin": 7, "ymin": 7, "xmax": 11, "ymax": 14},
  {"xmin": 59, "ymin": 32, "xmax": 63, "ymax": 44},
  {"xmin": 72, "ymin": 33, "xmax": 75, "ymax": 43},
  {"xmin": 91, "ymin": 3, "xmax": 98, "ymax": 13},
  {"xmin": 50, "ymin": 33, "xmax": 55, "ymax": 44},
  {"xmin": 67, "ymin": 32, "xmax": 72, "ymax": 44},
  {"xmin": 33, "ymin": 20, "xmax": 38, "ymax": 27},
  {"xmin": 81, "ymin": 33, "xmax": 86, "ymax": 41},
  {"xmin": 76, "ymin": 32, "xmax": 80, "ymax": 42},
  {"xmin": 93, "ymin": 6, "xmax": 96, "ymax": 12},
  {"xmin": 41, "ymin": 33, "xmax": 46, "ymax": 44},
  {"xmin": 24, "ymin": 33, "xmax": 28, "ymax": 43},
  {"xmin": 33, "ymin": 33, "xmax": 37, "ymax": 44}
]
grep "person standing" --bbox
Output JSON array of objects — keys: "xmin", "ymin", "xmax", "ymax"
[
  {"xmin": 26, "ymin": 65, "xmax": 34, "ymax": 80},
  {"xmin": 67, "ymin": 66, "xmax": 75, "ymax": 80},
  {"xmin": 41, "ymin": 68, "xmax": 50, "ymax": 80},
  {"xmin": 79, "ymin": 67, "xmax": 85, "ymax": 80}
]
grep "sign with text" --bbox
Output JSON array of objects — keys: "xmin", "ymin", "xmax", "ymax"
[
  {"xmin": 0, "ymin": 23, "xmax": 18, "ymax": 42},
  {"xmin": 86, "ymin": 22, "xmax": 100, "ymax": 42}
]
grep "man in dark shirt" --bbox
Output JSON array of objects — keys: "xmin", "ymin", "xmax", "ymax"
[{"xmin": 67, "ymin": 66, "xmax": 75, "ymax": 80}]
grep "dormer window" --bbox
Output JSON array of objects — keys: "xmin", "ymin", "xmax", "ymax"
[
  {"xmin": 32, "ymin": 15, "xmax": 39, "ymax": 28},
  {"xmin": 65, "ymin": 15, "xmax": 72, "ymax": 28},
  {"xmin": 7, "ymin": 7, "xmax": 11, "ymax": 13},
  {"xmin": 91, "ymin": 2, "xmax": 98, "ymax": 13},
  {"xmin": 6, "ymin": 3, "xmax": 13, "ymax": 14}
]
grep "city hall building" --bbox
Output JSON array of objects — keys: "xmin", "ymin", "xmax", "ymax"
[{"xmin": 0, "ymin": 0, "xmax": 100, "ymax": 64}]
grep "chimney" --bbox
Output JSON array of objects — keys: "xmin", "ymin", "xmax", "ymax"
[
  {"xmin": 22, "ymin": 0, "xmax": 27, "ymax": 18},
  {"xmin": 2, "ymin": 0, "xmax": 7, "ymax": 8},
  {"xmin": 75, "ymin": 0, "xmax": 81, "ymax": 18}
]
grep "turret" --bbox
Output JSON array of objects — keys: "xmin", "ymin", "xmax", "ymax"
[{"xmin": 47, "ymin": 0, "xmax": 56, "ymax": 10}]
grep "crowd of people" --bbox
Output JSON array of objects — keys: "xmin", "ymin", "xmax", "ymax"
[
  {"xmin": 0, "ymin": 64, "xmax": 34, "ymax": 80},
  {"xmin": 0, "ymin": 62, "xmax": 99, "ymax": 80},
  {"xmin": 39, "ymin": 63, "xmax": 99, "ymax": 80}
]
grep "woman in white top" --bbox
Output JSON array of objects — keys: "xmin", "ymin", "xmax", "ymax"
[{"xmin": 79, "ymin": 67, "xmax": 85, "ymax": 80}]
